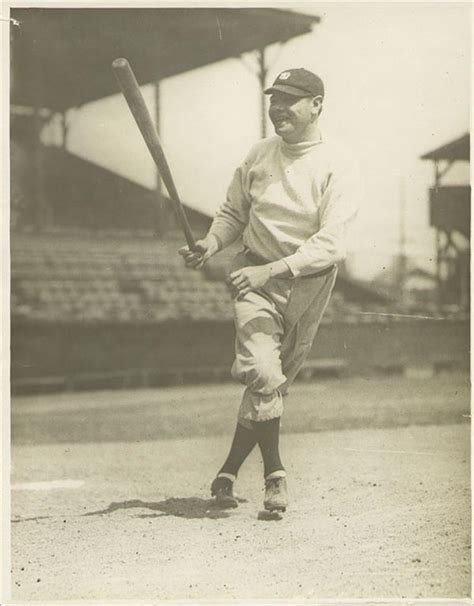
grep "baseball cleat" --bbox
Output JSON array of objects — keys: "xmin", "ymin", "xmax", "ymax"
[
  {"xmin": 257, "ymin": 509, "xmax": 285, "ymax": 521},
  {"xmin": 210, "ymin": 476, "xmax": 239, "ymax": 509},
  {"xmin": 263, "ymin": 476, "xmax": 288, "ymax": 512}
]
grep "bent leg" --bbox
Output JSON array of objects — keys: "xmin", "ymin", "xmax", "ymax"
[
  {"xmin": 251, "ymin": 417, "xmax": 285, "ymax": 478},
  {"xmin": 218, "ymin": 422, "xmax": 258, "ymax": 478},
  {"xmin": 231, "ymin": 289, "xmax": 287, "ymax": 424},
  {"xmin": 281, "ymin": 267, "xmax": 338, "ymax": 391}
]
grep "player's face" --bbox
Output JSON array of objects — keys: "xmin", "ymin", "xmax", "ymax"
[{"xmin": 268, "ymin": 92, "xmax": 321, "ymax": 143}]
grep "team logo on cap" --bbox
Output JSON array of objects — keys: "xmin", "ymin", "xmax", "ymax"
[{"xmin": 278, "ymin": 72, "xmax": 291, "ymax": 80}]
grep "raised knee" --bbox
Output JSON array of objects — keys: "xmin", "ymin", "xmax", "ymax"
[
  {"xmin": 234, "ymin": 357, "xmax": 285, "ymax": 393},
  {"xmin": 252, "ymin": 358, "xmax": 277, "ymax": 388}
]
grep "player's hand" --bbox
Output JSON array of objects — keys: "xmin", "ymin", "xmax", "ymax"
[
  {"xmin": 228, "ymin": 265, "xmax": 272, "ymax": 298},
  {"xmin": 178, "ymin": 235, "xmax": 220, "ymax": 270}
]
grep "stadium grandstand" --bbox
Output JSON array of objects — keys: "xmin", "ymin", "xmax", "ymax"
[
  {"xmin": 10, "ymin": 140, "xmax": 390, "ymax": 325},
  {"xmin": 10, "ymin": 8, "xmax": 469, "ymax": 393}
]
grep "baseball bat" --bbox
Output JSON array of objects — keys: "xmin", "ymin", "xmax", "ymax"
[{"xmin": 112, "ymin": 58, "xmax": 197, "ymax": 251}]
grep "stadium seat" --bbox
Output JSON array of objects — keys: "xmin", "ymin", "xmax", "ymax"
[{"xmin": 10, "ymin": 232, "xmax": 377, "ymax": 324}]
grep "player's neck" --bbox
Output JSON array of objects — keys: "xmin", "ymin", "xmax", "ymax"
[{"xmin": 281, "ymin": 123, "xmax": 321, "ymax": 145}]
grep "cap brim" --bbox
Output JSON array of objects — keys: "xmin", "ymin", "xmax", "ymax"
[{"xmin": 263, "ymin": 84, "xmax": 311, "ymax": 97}]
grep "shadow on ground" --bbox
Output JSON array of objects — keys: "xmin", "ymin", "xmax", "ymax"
[{"xmin": 82, "ymin": 498, "xmax": 232, "ymax": 520}]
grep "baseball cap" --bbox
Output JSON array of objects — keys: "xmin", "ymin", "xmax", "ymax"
[{"xmin": 264, "ymin": 68, "xmax": 324, "ymax": 98}]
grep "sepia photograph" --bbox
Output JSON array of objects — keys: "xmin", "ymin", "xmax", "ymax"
[{"xmin": 2, "ymin": 1, "xmax": 471, "ymax": 603}]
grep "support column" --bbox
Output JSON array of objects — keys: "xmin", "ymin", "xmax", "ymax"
[
  {"xmin": 257, "ymin": 48, "xmax": 268, "ymax": 139},
  {"xmin": 154, "ymin": 80, "xmax": 166, "ymax": 237},
  {"xmin": 459, "ymin": 251, "xmax": 469, "ymax": 310},
  {"xmin": 32, "ymin": 107, "xmax": 51, "ymax": 231},
  {"xmin": 433, "ymin": 161, "xmax": 442, "ymax": 307},
  {"xmin": 31, "ymin": 44, "xmax": 52, "ymax": 232},
  {"xmin": 240, "ymin": 44, "xmax": 283, "ymax": 139},
  {"xmin": 61, "ymin": 111, "xmax": 69, "ymax": 150},
  {"xmin": 434, "ymin": 161, "xmax": 440, "ymax": 190},
  {"xmin": 435, "ymin": 229, "xmax": 443, "ymax": 306}
]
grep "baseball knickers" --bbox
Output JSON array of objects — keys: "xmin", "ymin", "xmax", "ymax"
[{"xmin": 229, "ymin": 250, "xmax": 337, "ymax": 425}]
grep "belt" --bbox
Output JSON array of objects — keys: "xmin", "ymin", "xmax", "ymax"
[{"xmin": 243, "ymin": 248, "xmax": 336, "ymax": 279}]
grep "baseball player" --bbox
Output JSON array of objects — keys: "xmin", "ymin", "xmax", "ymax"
[{"xmin": 180, "ymin": 68, "xmax": 362, "ymax": 515}]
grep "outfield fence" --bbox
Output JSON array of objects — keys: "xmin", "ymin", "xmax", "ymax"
[{"xmin": 11, "ymin": 317, "xmax": 469, "ymax": 394}]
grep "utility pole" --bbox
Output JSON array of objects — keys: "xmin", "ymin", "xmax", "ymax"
[{"xmin": 398, "ymin": 177, "xmax": 407, "ymax": 294}]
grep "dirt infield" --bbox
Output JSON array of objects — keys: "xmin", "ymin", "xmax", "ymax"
[{"xmin": 9, "ymin": 373, "xmax": 471, "ymax": 602}]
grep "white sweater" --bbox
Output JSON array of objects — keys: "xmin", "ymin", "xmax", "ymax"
[{"xmin": 208, "ymin": 135, "xmax": 362, "ymax": 277}]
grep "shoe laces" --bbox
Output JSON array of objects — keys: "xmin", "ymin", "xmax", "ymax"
[
  {"xmin": 265, "ymin": 477, "xmax": 284, "ymax": 491},
  {"xmin": 218, "ymin": 484, "xmax": 233, "ymax": 496},
  {"xmin": 212, "ymin": 477, "xmax": 234, "ymax": 496}
]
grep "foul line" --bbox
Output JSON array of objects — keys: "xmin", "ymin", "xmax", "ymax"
[
  {"xmin": 12, "ymin": 479, "xmax": 84, "ymax": 491},
  {"xmin": 339, "ymin": 448, "xmax": 442, "ymax": 456},
  {"xmin": 358, "ymin": 311, "xmax": 444, "ymax": 321}
]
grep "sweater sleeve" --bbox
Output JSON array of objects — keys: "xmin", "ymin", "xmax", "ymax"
[
  {"xmin": 283, "ymin": 158, "xmax": 363, "ymax": 277},
  {"xmin": 207, "ymin": 154, "xmax": 253, "ymax": 250}
]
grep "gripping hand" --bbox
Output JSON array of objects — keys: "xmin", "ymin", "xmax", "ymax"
[{"xmin": 178, "ymin": 234, "xmax": 220, "ymax": 270}]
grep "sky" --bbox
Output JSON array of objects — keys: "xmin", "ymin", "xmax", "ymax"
[{"xmin": 63, "ymin": 2, "xmax": 471, "ymax": 280}]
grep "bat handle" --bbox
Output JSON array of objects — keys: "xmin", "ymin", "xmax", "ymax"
[{"xmin": 177, "ymin": 206, "xmax": 197, "ymax": 251}]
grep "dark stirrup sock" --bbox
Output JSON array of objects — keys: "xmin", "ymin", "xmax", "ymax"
[
  {"xmin": 218, "ymin": 422, "xmax": 258, "ymax": 477},
  {"xmin": 251, "ymin": 417, "xmax": 285, "ymax": 478}
]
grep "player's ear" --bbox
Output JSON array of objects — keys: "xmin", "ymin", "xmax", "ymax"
[{"xmin": 311, "ymin": 96, "xmax": 323, "ymax": 117}]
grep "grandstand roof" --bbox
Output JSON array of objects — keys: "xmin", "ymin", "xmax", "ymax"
[
  {"xmin": 12, "ymin": 143, "xmax": 210, "ymax": 233},
  {"xmin": 11, "ymin": 8, "xmax": 319, "ymax": 111},
  {"xmin": 420, "ymin": 133, "xmax": 470, "ymax": 161}
]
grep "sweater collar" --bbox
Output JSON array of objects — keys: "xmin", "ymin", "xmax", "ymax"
[{"xmin": 279, "ymin": 135, "xmax": 324, "ymax": 158}]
